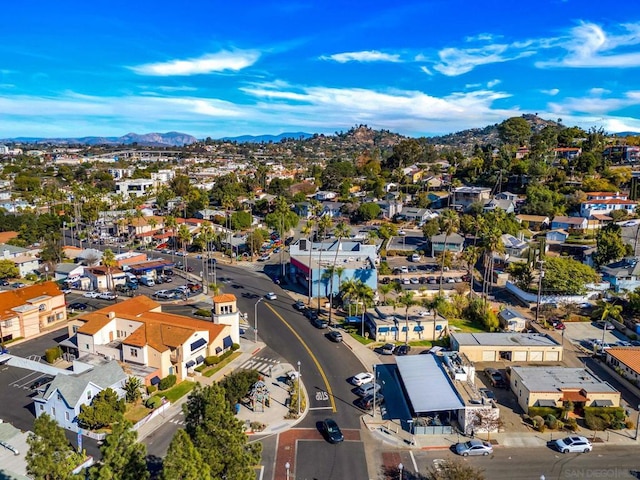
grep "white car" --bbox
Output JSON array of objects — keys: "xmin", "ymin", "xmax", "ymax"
[
  {"xmin": 398, "ymin": 230, "xmax": 406, "ymax": 236},
  {"xmin": 400, "ymin": 266, "xmax": 409, "ymax": 274},
  {"xmin": 98, "ymin": 291, "xmax": 118, "ymax": 300},
  {"xmin": 152, "ymin": 290, "xmax": 169, "ymax": 298},
  {"xmin": 83, "ymin": 291, "xmax": 100, "ymax": 298},
  {"xmin": 553, "ymin": 436, "xmax": 592, "ymax": 454},
  {"xmin": 265, "ymin": 292, "xmax": 277, "ymax": 300},
  {"xmin": 351, "ymin": 372, "xmax": 374, "ymax": 386}
]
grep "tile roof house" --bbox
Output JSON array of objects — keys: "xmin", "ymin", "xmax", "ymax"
[
  {"xmin": 580, "ymin": 197, "xmax": 637, "ymax": 219},
  {"xmin": 0, "ymin": 281, "xmax": 67, "ymax": 343},
  {"xmin": 599, "ymin": 257, "xmax": 640, "ymax": 293},
  {"xmin": 33, "ymin": 360, "xmax": 127, "ymax": 432},
  {"xmin": 69, "ymin": 296, "xmax": 231, "ymax": 384},
  {"xmin": 605, "ymin": 347, "xmax": 640, "ymax": 386},
  {"xmin": 515, "ymin": 214, "xmax": 550, "ymax": 230}
]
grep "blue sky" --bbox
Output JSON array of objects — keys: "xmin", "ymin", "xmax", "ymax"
[{"xmin": 2, "ymin": 0, "xmax": 640, "ymax": 139}]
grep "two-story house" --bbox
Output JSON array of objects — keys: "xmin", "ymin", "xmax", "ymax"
[
  {"xmin": 33, "ymin": 360, "xmax": 127, "ymax": 433},
  {"xmin": 451, "ymin": 186, "xmax": 491, "ymax": 211},
  {"xmin": 69, "ymin": 296, "xmax": 231, "ymax": 383},
  {"xmin": 0, "ymin": 282, "xmax": 67, "ymax": 343},
  {"xmin": 599, "ymin": 257, "xmax": 640, "ymax": 292},
  {"xmin": 580, "ymin": 192, "xmax": 637, "ymax": 218}
]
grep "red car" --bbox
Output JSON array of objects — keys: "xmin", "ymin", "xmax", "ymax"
[{"xmin": 553, "ymin": 321, "xmax": 566, "ymax": 330}]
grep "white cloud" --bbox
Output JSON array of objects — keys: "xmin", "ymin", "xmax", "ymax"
[
  {"xmin": 542, "ymin": 88, "xmax": 560, "ymax": 96},
  {"xmin": 487, "ymin": 79, "xmax": 501, "ymax": 88},
  {"xmin": 420, "ymin": 66, "xmax": 433, "ymax": 75},
  {"xmin": 589, "ymin": 87, "xmax": 611, "ymax": 96},
  {"xmin": 433, "ymin": 44, "xmax": 535, "ymax": 76},
  {"xmin": 320, "ymin": 50, "xmax": 402, "ymax": 63},
  {"xmin": 130, "ymin": 50, "xmax": 260, "ymax": 76},
  {"xmin": 465, "ymin": 33, "xmax": 498, "ymax": 42},
  {"xmin": 537, "ymin": 22, "xmax": 640, "ymax": 68},
  {"xmin": 547, "ymin": 90, "xmax": 640, "ymax": 115}
]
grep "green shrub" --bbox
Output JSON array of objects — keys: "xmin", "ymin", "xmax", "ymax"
[
  {"xmin": 584, "ymin": 407, "xmax": 624, "ymax": 430},
  {"xmin": 545, "ymin": 414, "xmax": 558, "ymax": 429},
  {"xmin": 145, "ymin": 396, "xmax": 162, "ymax": 409},
  {"xmin": 44, "ymin": 346, "xmax": 63, "ymax": 364},
  {"xmin": 194, "ymin": 364, "xmax": 206, "ymax": 372},
  {"xmin": 146, "ymin": 385, "xmax": 157, "ymax": 395},
  {"xmin": 532, "ymin": 415, "xmax": 545, "ymax": 430},
  {"xmin": 565, "ymin": 418, "xmax": 579, "ymax": 431},
  {"xmin": 528, "ymin": 406, "xmax": 562, "ymax": 418},
  {"xmin": 194, "ymin": 308, "xmax": 212, "ymax": 317},
  {"xmin": 205, "ymin": 355, "xmax": 220, "ymax": 366},
  {"xmin": 158, "ymin": 374, "xmax": 177, "ymax": 391},
  {"xmin": 231, "ymin": 343, "xmax": 240, "ymax": 351}
]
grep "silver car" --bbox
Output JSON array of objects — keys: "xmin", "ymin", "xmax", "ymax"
[
  {"xmin": 553, "ymin": 436, "xmax": 592, "ymax": 453},
  {"xmin": 455, "ymin": 439, "xmax": 493, "ymax": 456}
]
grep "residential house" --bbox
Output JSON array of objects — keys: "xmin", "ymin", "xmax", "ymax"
[
  {"xmin": 500, "ymin": 234, "xmax": 528, "ymax": 258},
  {"xmin": 320, "ymin": 201, "xmax": 344, "ymax": 218},
  {"xmin": 429, "ymin": 232, "xmax": 465, "ymax": 257},
  {"xmin": 54, "ymin": 263, "xmax": 85, "ymax": 284},
  {"xmin": 451, "ymin": 186, "xmax": 492, "ymax": 210},
  {"xmin": 499, "ymin": 308, "xmax": 528, "ymax": 332},
  {"xmin": 580, "ymin": 198, "xmax": 637, "ymax": 219},
  {"xmin": 294, "ymin": 202, "xmax": 314, "ymax": 219},
  {"xmin": 483, "ymin": 198, "xmax": 515, "ymax": 214},
  {"xmin": 289, "ymin": 239, "xmax": 378, "ymax": 297},
  {"xmin": 376, "ymin": 200, "xmax": 403, "ymax": 219},
  {"xmin": 402, "ymin": 165, "xmax": 424, "ymax": 184},
  {"xmin": 315, "ymin": 191, "xmax": 337, "ymax": 201},
  {"xmin": 33, "ymin": 360, "xmax": 127, "ymax": 433},
  {"xmin": 115, "ymin": 178, "xmax": 154, "ymax": 199},
  {"xmin": 545, "ymin": 229, "xmax": 570, "ymax": 244},
  {"xmin": 554, "ymin": 147, "xmax": 582, "ymax": 160},
  {"xmin": 427, "ymin": 191, "xmax": 450, "ymax": 209},
  {"xmin": 605, "ymin": 347, "xmax": 640, "ymax": 386},
  {"xmin": 400, "ymin": 207, "xmax": 436, "ymax": 223},
  {"xmin": 551, "ymin": 216, "xmax": 589, "ymax": 231},
  {"xmin": 599, "ymin": 257, "xmax": 640, "ymax": 292},
  {"xmin": 515, "ymin": 214, "xmax": 550, "ymax": 230},
  {"xmin": 495, "ymin": 191, "xmax": 520, "ymax": 202},
  {"xmin": 0, "ymin": 244, "xmax": 40, "ymax": 278},
  {"xmin": 69, "ymin": 296, "xmax": 231, "ymax": 383},
  {"xmin": 0, "ymin": 282, "xmax": 67, "ymax": 344},
  {"xmin": 83, "ymin": 266, "xmax": 127, "ymax": 291},
  {"xmin": 509, "ymin": 366, "xmax": 620, "ymax": 411},
  {"xmin": 515, "ymin": 147, "xmax": 529, "ymax": 159},
  {"xmin": 365, "ymin": 305, "xmax": 448, "ymax": 343}
]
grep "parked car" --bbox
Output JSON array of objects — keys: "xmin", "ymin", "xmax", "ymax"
[
  {"xmin": 83, "ymin": 291, "xmax": 100, "ymax": 298},
  {"xmin": 378, "ymin": 343, "xmax": 395, "ymax": 355},
  {"xmin": 258, "ymin": 254, "xmax": 271, "ymax": 262},
  {"xmin": 68, "ymin": 302, "xmax": 88, "ymax": 311},
  {"xmin": 0, "ymin": 279, "xmax": 9, "ymax": 286},
  {"xmin": 484, "ymin": 368, "xmax": 506, "ymax": 388},
  {"xmin": 411, "ymin": 253, "xmax": 421, "ymax": 262},
  {"xmin": 265, "ymin": 292, "xmax": 277, "ymax": 300},
  {"xmin": 293, "ymin": 300, "xmax": 306, "ymax": 311},
  {"xmin": 355, "ymin": 382, "xmax": 381, "ymax": 397},
  {"xmin": 355, "ymin": 393, "xmax": 384, "ymax": 411},
  {"xmin": 351, "ymin": 372, "xmax": 374, "ymax": 386},
  {"xmin": 381, "ymin": 277, "xmax": 391, "ymax": 284},
  {"xmin": 30, "ymin": 375, "xmax": 54, "ymax": 391},
  {"xmin": 410, "ymin": 277, "xmax": 419, "ymax": 284},
  {"xmin": 321, "ymin": 418, "xmax": 344, "ymax": 444},
  {"xmin": 98, "ymin": 291, "xmax": 118, "ymax": 300},
  {"xmin": 401, "ymin": 278, "xmax": 410, "ymax": 285},
  {"xmin": 394, "ymin": 345, "xmax": 411, "ymax": 356},
  {"xmin": 479, "ymin": 388, "xmax": 496, "ymax": 401},
  {"xmin": 11, "ymin": 282, "xmax": 26, "ymax": 288},
  {"xmin": 596, "ymin": 321, "xmax": 615, "ymax": 330},
  {"xmin": 455, "ymin": 439, "xmax": 493, "ymax": 456},
  {"xmin": 327, "ymin": 331, "xmax": 343, "ymax": 342},
  {"xmin": 312, "ymin": 317, "xmax": 329, "ymax": 329},
  {"xmin": 553, "ymin": 321, "xmax": 566, "ymax": 330},
  {"xmin": 400, "ymin": 266, "xmax": 409, "ymax": 274},
  {"xmin": 553, "ymin": 436, "xmax": 592, "ymax": 453}
]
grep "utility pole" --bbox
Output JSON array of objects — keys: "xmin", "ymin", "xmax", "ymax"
[{"xmin": 535, "ymin": 261, "xmax": 545, "ymax": 324}]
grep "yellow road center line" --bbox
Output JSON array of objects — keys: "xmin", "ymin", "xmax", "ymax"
[{"xmin": 264, "ymin": 302, "xmax": 337, "ymax": 412}]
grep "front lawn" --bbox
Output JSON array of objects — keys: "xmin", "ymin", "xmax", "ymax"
[
  {"xmin": 153, "ymin": 380, "xmax": 197, "ymax": 403},
  {"xmin": 448, "ymin": 317, "xmax": 488, "ymax": 333},
  {"xmin": 124, "ymin": 404, "xmax": 151, "ymax": 423},
  {"xmin": 203, "ymin": 351, "xmax": 242, "ymax": 377}
]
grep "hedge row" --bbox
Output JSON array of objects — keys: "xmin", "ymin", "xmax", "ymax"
[
  {"xmin": 158, "ymin": 374, "xmax": 177, "ymax": 391},
  {"xmin": 203, "ymin": 344, "xmax": 241, "ymax": 366},
  {"xmin": 527, "ymin": 406, "xmax": 563, "ymax": 418}
]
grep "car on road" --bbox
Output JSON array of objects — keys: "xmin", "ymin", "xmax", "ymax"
[
  {"xmin": 0, "ymin": 279, "xmax": 9, "ymax": 286},
  {"xmin": 553, "ymin": 321, "xmax": 566, "ymax": 330},
  {"xmin": 265, "ymin": 292, "xmax": 277, "ymax": 300},
  {"xmin": 355, "ymin": 393, "xmax": 384, "ymax": 411},
  {"xmin": 350, "ymin": 372, "xmax": 374, "ymax": 386},
  {"xmin": 411, "ymin": 253, "xmax": 421, "ymax": 262},
  {"xmin": 553, "ymin": 436, "xmax": 592, "ymax": 453},
  {"xmin": 312, "ymin": 317, "xmax": 329, "ymax": 329},
  {"xmin": 394, "ymin": 345, "xmax": 411, "ymax": 356},
  {"xmin": 11, "ymin": 282, "xmax": 26, "ymax": 288},
  {"xmin": 377, "ymin": 343, "xmax": 395, "ymax": 355},
  {"xmin": 98, "ymin": 291, "xmax": 118, "ymax": 300},
  {"xmin": 398, "ymin": 230, "xmax": 406, "ymax": 236},
  {"xmin": 623, "ymin": 220, "xmax": 640, "ymax": 227},
  {"xmin": 321, "ymin": 418, "xmax": 344, "ymax": 444},
  {"xmin": 293, "ymin": 300, "xmax": 306, "ymax": 311},
  {"xmin": 355, "ymin": 382, "xmax": 381, "ymax": 397},
  {"xmin": 83, "ymin": 291, "xmax": 100, "ymax": 298},
  {"xmin": 455, "ymin": 439, "xmax": 493, "ymax": 456},
  {"xmin": 258, "ymin": 254, "xmax": 271, "ymax": 262},
  {"xmin": 485, "ymin": 368, "xmax": 507, "ymax": 388},
  {"xmin": 68, "ymin": 302, "xmax": 88, "ymax": 311},
  {"xmin": 479, "ymin": 388, "xmax": 496, "ymax": 401},
  {"xmin": 326, "ymin": 331, "xmax": 343, "ymax": 342}
]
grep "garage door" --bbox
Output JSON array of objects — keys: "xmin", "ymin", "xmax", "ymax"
[
  {"xmin": 545, "ymin": 351, "xmax": 559, "ymax": 362},
  {"xmin": 482, "ymin": 350, "xmax": 496, "ymax": 361},
  {"xmin": 513, "ymin": 351, "xmax": 527, "ymax": 362},
  {"xmin": 529, "ymin": 351, "xmax": 543, "ymax": 361}
]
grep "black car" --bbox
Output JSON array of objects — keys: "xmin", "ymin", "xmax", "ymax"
[
  {"xmin": 68, "ymin": 302, "xmax": 88, "ymax": 311},
  {"xmin": 304, "ymin": 309, "xmax": 318, "ymax": 320},
  {"xmin": 0, "ymin": 279, "xmax": 9, "ymax": 286},
  {"xmin": 355, "ymin": 393, "xmax": 384, "ymax": 411},
  {"xmin": 30, "ymin": 375, "xmax": 54, "ymax": 390},
  {"xmin": 378, "ymin": 343, "xmax": 395, "ymax": 355},
  {"xmin": 327, "ymin": 331, "xmax": 343, "ymax": 342},
  {"xmin": 394, "ymin": 344, "xmax": 411, "ymax": 356},
  {"xmin": 321, "ymin": 418, "xmax": 344, "ymax": 444},
  {"xmin": 381, "ymin": 277, "xmax": 390, "ymax": 284},
  {"xmin": 485, "ymin": 368, "xmax": 507, "ymax": 388}
]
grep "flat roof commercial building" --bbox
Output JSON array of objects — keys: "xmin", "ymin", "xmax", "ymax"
[{"xmin": 450, "ymin": 332, "xmax": 563, "ymax": 363}]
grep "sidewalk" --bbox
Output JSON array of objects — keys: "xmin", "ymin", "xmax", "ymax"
[{"xmin": 136, "ymin": 338, "xmax": 307, "ymax": 441}]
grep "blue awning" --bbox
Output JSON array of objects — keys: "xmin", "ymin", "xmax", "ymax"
[
  {"xmin": 196, "ymin": 355, "xmax": 204, "ymax": 364},
  {"xmin": 190, "ymin": 337, "xmax": 207, "ymax": 351},
  {"xmin": 215, "ymin": 346, "xmax": 222, "ymax": 354},
  {"xmin": 390, "ymin": 326, "xmax": 398, "ymax": 332},
  {"xmin": 150, "ymin": 376, "xmax": 160, "ymax": 385},
  {"xmin": 414, "ymin": 325, "xmax": 424, "ymax": 332},
  {"xmin": 401, "ymin": 326, "xmax": 408, "ymax": 332},
  {"xmin": 223, "ymin": 335, "xmax": 233, "ymax": 349},
  {"xmin": 435, "ymin": 325, "xmax": 443, "ymax": 331},
  {"xmin": 186, "ymin": 360, "xmax": 196, "ymax": 368},
  {"xmin": 378, "ymin": 326, "xmax": 390, "ymax": 333}
]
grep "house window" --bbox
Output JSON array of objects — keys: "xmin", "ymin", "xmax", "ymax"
[
  {"xmin": 52, "ymin": 407, "xmax": 56, "ymax": 416},
  {"xmin": 130, "ymin": 348, "xmax": 138, "ymax": 358},
  {"xmin": 56, "ymin": 313, "xmax": 64, "ymax": 320},
  {"xmin": 3, "ymin": 319, "xmax": 11, "ymax": 328},
  {"xmin": 47, "ymin": 315, "xmax": 55, "ymax": 324},
  {"xmin": 65, "ymin": 411, "xmax": 70, "ymax": 421},
  {"xmin": 87, "ymin": 391, "xmax": 92, "ymax": 401},
  {"xmin": 39, "ymin": 404, "xmax": 43, "ymax": 412},
  {"xmin": 85, "ymin": 344, "xmax": 89, "ymax": 350}
]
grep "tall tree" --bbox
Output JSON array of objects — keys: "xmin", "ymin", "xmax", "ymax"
[
  {"xmin": 593, "ymin": 223, "xmax": 628, "ymax": 267},
  {"xmin": 397, "ymin": 291, "xmax": 416, "ymax": 345},
  {"xmin": 161, "ymin": 430, "xmax": 210, "ymax": 480},
  {"xmin": 183, "ymin": 384, "xmax": 261, "ymax": 480},
  {"xmin": 90, "ymin": 420, "xmax": 149, "ymax": 480},
  {"xmin": 26, "ymin": 413, "xmax": 83, "ymax": 480},
  {"xmin": 497, "ymin": 116, "xmax": 531, "ymax": 146},
  {"xmin": 329, "ymin": 221, "xmax": 351, "ymax": 325},
  {"xmin": 102, "ymin": 249, "xmax": 117, "ymax": 292},
  {"xmin": 438, "ymin": 210, "xmax": 460, "ymax": 293}
]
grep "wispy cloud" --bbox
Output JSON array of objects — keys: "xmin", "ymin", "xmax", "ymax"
[
  {"xmin": 487, "ymin": 79, "xmax": 501, "ymax": 88},
  {"xmin": 420, "ymin": 66, "xmax": 433, "ymax": 76},
  {"xmin": 537, "ymin": 22, "xmax": 640, "ymax": 68},
  {"xmin": 542, "ymin": 88, "xmax": 560, "ymax": 96},
  {"xmin": 432, "ymin": 44, "xmax": 535, "ymax": 76},
  {"xmin": 130, "ymin": 50, "xmax": 260, "ymax": 76},
  {"xmin": 548, "ymin": 90, "xmax": 640, "ymax": 115},
  {"xmin": 320, "ymin": 50, "xmax": 402, "ymax": 63}
]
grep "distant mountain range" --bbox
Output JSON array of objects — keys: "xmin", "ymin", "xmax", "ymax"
[
  {"xmin": 1, "ymin": 132, "xmax": 198, "ymax": 147},
  {"xmin": 218, "ymin": 132, "xmax": 313, "ymax": 143}
]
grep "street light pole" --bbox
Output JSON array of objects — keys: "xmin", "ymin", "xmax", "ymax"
[
  {"xmin": 373, "ymin": 364, "xmax": 377, "ymax": 419},
  {"xmin": 297, "ymin": 360, "xmax": 301, "ymax": 416},
  {"xmin": 285, "ymin": 462, "xmax": 290, "ymax": 480},
  {"xmin": 398, "ymin": 463, "xmax": 403, "ymax": 480},
  {"xmin": 635, "ymin": 405, "xmax": 640, "ymax": 440},
  {"xmin": 535, "ymin": 261, "xmax": 545, "ymax": 325},
  {"xmin": 254, "ymin": 298, "xmax": 263, "ymax": 343}
]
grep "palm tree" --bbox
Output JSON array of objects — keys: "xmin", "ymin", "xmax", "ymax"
[
  {"xmin": 339, "ymin": 279, "xmax": 359, "ymax": 316},
  {"xmin": 329, "ymin": 221, "xmax": 351, "ymax": 325},
  {"xmin": 379, "ymin": 283, "xmax": 393, "ymax": 303},
  {"xmin": 198, "ymin": 222, "xmax": 215, "ymax": 287},
  {"xmin": 593, "ymin": 301, "xmax": 623, "ymax": 324},
  {"xmin": 301, "ymin": 220, "xmax": 316, "ymax": 305},
  {"xmin": 460, "ymin": 245, "xmax": 480, "ymax": 297},
  {"xmin": 438, "ymin": 210, "xmax": 460, "ymax": 293},
  {"xmin": 397, "ymin": 291, "xmax": 416, "ymax": 345},
  {"xmin": 355, "ymin": 281, "xmax": 375, "ymax": 338},
  {"xmin": 429, "ymin": 295, "xmax": 447, "ymax": 341},
  {"xmin": 164, "ymin": 215, "xmax": 178, "ymax": 265},
  {"xmin": 481, "ymin": 227, "xmax": 505, "ymax": 303},
  {"xmin": 102, "ymin": 248, "xmax": 117, "ymax": 292}
]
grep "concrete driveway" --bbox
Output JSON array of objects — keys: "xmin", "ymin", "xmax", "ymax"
[{"xmin": 563, "ymin": 321, "xmax": 628, "ymax": 351}]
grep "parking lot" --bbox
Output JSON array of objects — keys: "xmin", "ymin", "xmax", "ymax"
[{"xmin": 563, "ymin": 321, "xmax": 633, "ymax": 351}]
